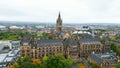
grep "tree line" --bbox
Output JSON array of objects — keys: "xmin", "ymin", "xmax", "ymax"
[{"xmin": 12, "ymin": 54, "xmax": 73, "ymax": 68}]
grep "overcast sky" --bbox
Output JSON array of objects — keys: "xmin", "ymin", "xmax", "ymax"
[{"xmin": 0, "ymin": 0, "xmax": 120, "ymax": 23}]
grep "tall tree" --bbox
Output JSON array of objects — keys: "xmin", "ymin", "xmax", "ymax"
[
  {"xmin": 16, "ymin": 57, "xmax": 22, "ymax": 65},
  {"xmin": 22, "ymin": 55, "xmax": 31, "ymax": 62},
  {"xmin": 110, "ymin": 43, "xmax": 117, "ymax": 52},
  {"xmin": 12, "ymin": 62, "xmax": 20, "ymax": 68}
]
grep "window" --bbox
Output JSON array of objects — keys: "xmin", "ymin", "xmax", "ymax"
[
  {"xmin": 27, "ymin": 50, "xmax": 29, "ymax": 52},
  {"xmin": 22, "ymin": 50, "xmax": 25, "ymax": 53}
]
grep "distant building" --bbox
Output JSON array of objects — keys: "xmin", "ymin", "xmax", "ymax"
[
  {"xmin": 9, "ymin": 26, "xmax": 23, "ymax": 30},
  {"xmin": 11, "ymin": 41, "xmax": 20, "ymax": 49},
  {"xmin": 0, "ymin": 41, "xmax": 12, "ymax": 50},
  {"xmin": 0, "ymin": 25, "xmax": 7, "ymax": 31},
  {"xmin": 9, "ymin": 25, "xmax": 24, "ymax": 32},
  {"xmin": 72, "ymin": 31, "xmax": 91, "ymax": 35},
  {"xmin": 0, "ymin": 40, "xmax": 21, "ymax": 54},
  {"xmin": 88, "ymin": 52, "xmax": 119, "ymax": 68},
  {"xmin": 56, "ymin": 12, "xmax": 62, "ymax": 34},
  {"xmin": 0, "ymin": 49, "xmax": 19, "ymax": 68},
  {"xmin": 76, "ymin": 25, "xmax": 90, "ymax": 30}
]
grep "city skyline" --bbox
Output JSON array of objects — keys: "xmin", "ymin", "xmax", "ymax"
[{"xmin": 0, "ymin": 0, "xmax": 120, "ymax": 23}]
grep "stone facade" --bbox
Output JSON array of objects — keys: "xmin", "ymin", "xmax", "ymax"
[{"xmin": 79, "ymin": 34, "xmax": 103, "ymax": 58}]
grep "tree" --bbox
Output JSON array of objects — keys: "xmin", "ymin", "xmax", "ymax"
[
  {"xmin": 116, "ymin": 63, "xmax": 120, "ymax": 68},
  {"xmin": 111, "ymin": 36, "xmax": 116, "ymax": 41},
  {"xmin": 116, "ymin": 48, "xmax": 120, "ymax": 55},
  {"xmin": 42, "ymin": 56, "xmax": 48, "ymax": 68},
  {"xmin": 12, "ymin": 54, "xmax": 73, "ymax": 68},
  {"xmin": 66, "ymin": 57, "xmax": 73, "ymax": 65},
  {"xmin": 12, "ymin": 62, "xmax": 20, "ymax": 68},
  {"xmin": 89, "ymin": 62, "xmax": 100, "ymax": 68},
  {"xmin": 20, "ymin": 62, "xmax": 33, "ymax": 68},
  {"xmin": 32, "ymin": 59, "xmax": 41, "ymax": 64},
  {"xmin": 43, "ymin": 56, "xmax": 48, "ymax": 64},
  {"xmin": 16, "ymin": 57, "xmax": 22, "ymax": 65},
  {"xmin": 22, "ymin": 55, "xmax": 31, "ymax": 62},
  {"xmin": 48, "ymin": 35, "xmax": 53, "ymax": 39},
  {"xmin": 44, "ymin": 54, "xmax": 70, "ymax": 68},
  {"xmin": 65, "ymin": 57, "xmax": 73, "ymax": 68},
  {"xmin": 110, "ymin": 43, "xmax": 117, "ymax": 52}
]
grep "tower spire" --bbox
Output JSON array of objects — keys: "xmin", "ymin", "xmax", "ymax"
[
  {"xmin": 58, "ymin": 12, "xmax": 61, "ymax": 18},
  {"xmin": 56, "ymin": 12, "xmax": 62, "ymax": 33}
]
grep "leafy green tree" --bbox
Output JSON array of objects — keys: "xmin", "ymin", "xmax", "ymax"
[
  {"xmin": 48, "ymin": 35, "xmax": 53, "ymax": 39},
  {"xmin": 65, "ymin": 57, "xmax": 73, "ymax": 68},
  {"xmin": 12, "ymin": 54, "xmax": 73, "ymax": 68},
  {"xmin": 110, "ymin": 43, "xmax": 117, "ymax": 52},
  {"xmin": 17, "ymin": 55, "xmax": 33, "ymax": 68},
  {"xmin": 22, "ymin": 55, "xmax": 31, "ymax": 62},
  {"xmin": 12, "ymin": 62, "xmax": 20, "ymax": 68},
  {"xmin": 116, "ymin": 48, "xmax": 120, "ymax": 55},
  {"xmin": 20, "ymin": 62, "xmax": 33, "ymax": 68},
  {"xmin": 43, "ymin": 56, "xmax": 48, "ymax": 63},
  {"xmin": 89, "ymin": 62, "xmax": 100, "ymax": 68},
  {"xmin": 44, "ymin": 54, "xmax": 70, "ymax": 68},
  {"xmin": 116, "ymin": 63, "xmax": 120, "ymax": 68},
  {"xmin": 16, "ymin": 57, "xmax": 22, "ymax": 65}
]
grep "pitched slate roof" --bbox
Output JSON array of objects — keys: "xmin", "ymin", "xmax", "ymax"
[
  {"xmin": 80, "ymin": 35, "xmax": 101, "ymax": 44},
  {"xmin": 63, "ymin": 38, "xmax": 78, "ymax": 46},
  {"xmin": 91, "ymin": 53, "xmax": 117, "ymax": 64},
  {"xmin": 37, "ymin": 39, "xmax": 63, "ymax": 46},
  {"xmin": 21, "ymin": 40, "xmax": 31, "ymax": 46}
]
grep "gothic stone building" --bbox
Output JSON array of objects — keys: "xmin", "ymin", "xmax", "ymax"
[
  {"xmin": 79, "ymin": 34, "xmax": 103, "ymax": 58},
  {"xmin": 20, "ymin": 38, "xmax": 79, "ymax": 59},
  {"xmin": 20, "ymin": 35, "xmax": 107, "ymax": 59},
  {"xmin": 20, "ymin": 39, "xmax": 64, "ymax": 59},
  {"xmin": 20, "ymin": 13, "xmax": 110, "ymax": 59}
]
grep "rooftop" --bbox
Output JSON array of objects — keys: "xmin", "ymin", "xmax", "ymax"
[
  {"xmin": 80, "ymin": 36, "xmax": 101, "ymax": 44},
  {"xmin": 21, "ymin": 40, "xmax": 31, "ymax": 46},
  {"xmin": 0, "ymin": 49, "xmax": 19, "ymax": 67},
  {"xmin": 91, "ymin": 52, "xmax": 117, "ymax": 64},
  {"xmin": 37, "ymin": 39, "xmax": 63, "ymax": 46},
  {"xmin": 63, "ymin": 38, "xmax": 78, "ymax": 46}
]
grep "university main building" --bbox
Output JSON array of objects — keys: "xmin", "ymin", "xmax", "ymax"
[{"xmin": 20, "ymin": 13, "xmax": 110, "ymax": 60}]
